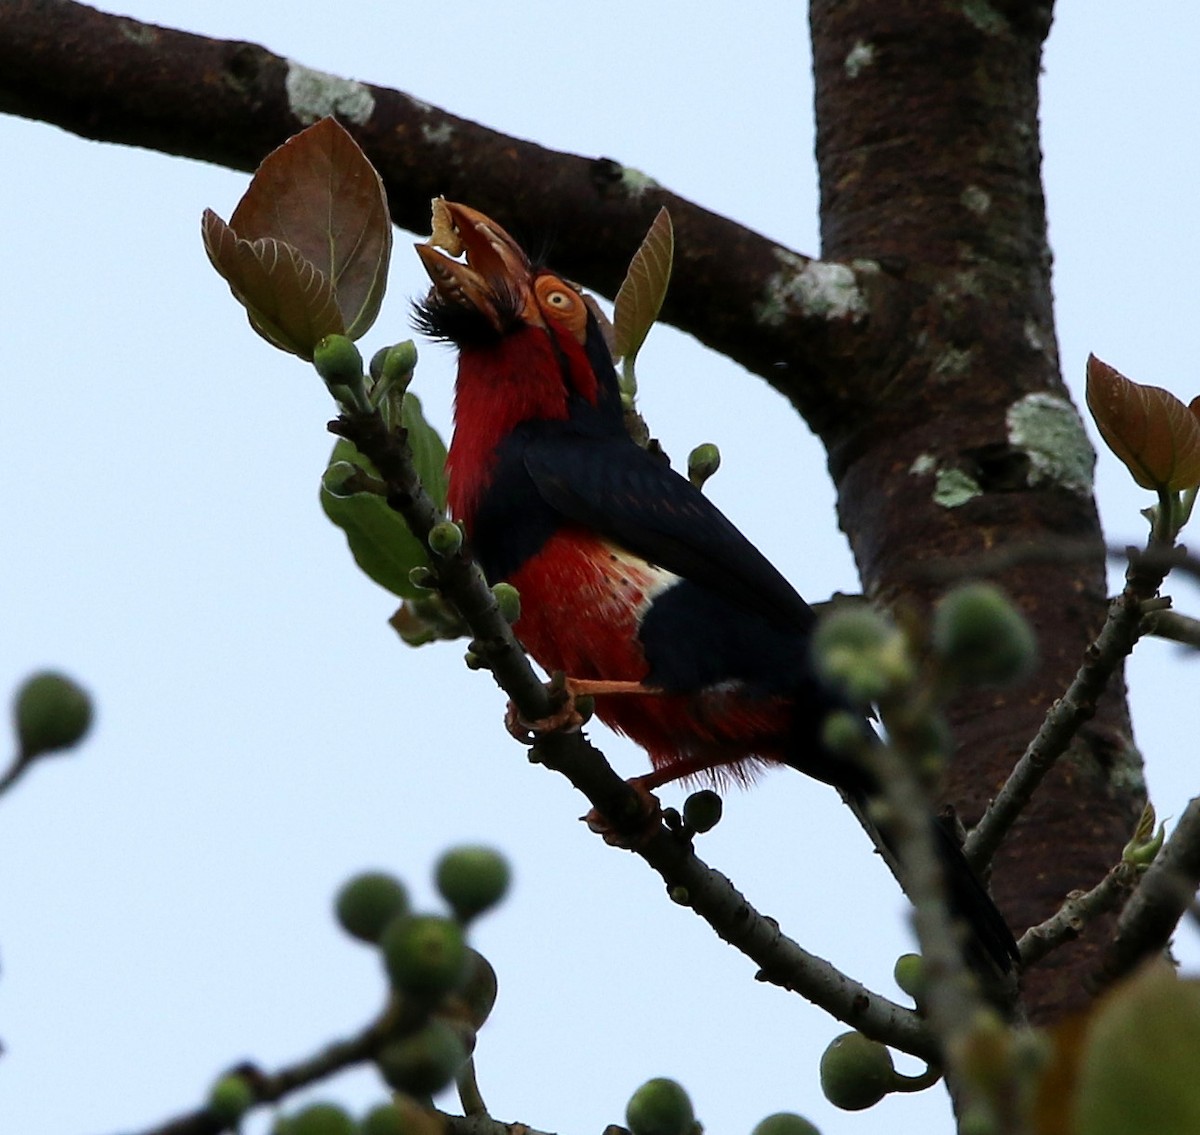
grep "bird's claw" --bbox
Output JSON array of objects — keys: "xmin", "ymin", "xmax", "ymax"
[
  {"xmin": 582, "ymin": 777, "xmax": 663, "ymax": 848},
  {"xmin": 504, "ymin": 695, "xmax": 587, "ymax": 745}
]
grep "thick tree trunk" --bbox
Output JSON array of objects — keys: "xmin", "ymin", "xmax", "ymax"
[{"xmin": 808, "ymin": 0, "xmax": 1142, "ymax": 1023}]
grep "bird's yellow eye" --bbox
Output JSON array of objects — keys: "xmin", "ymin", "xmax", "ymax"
[{"xmin": 534, "ymin": 274, "xmax": 588, "ymax": 342}]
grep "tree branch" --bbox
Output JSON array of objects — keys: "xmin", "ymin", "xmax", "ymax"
[
  {"xmin": 1142, "ymin": 607, "xmax": 1200, "ymax": 650},
  {"xmin": 328, "ymin": 409, "xmax": 934, "ymax": 1059},
  {"xmin": 964, "ymin": 550, "xmax": 1176, "ymax": 871},
  {"xmin": 0, "ymin": 0, "xmax": 904, "ymax": 426},
  {"xmin": 1016, "ymin": 861, "xmax": 1140, "ymax": 970},
  {"xmin": 131, "ymin": 1012, "xmax": 395, "ymax": 1135}
]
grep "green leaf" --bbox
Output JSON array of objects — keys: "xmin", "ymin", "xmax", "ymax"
[
  {"xmin": 612, "ymin": 207, "xmax": 674, "ymax": 365},
  {"xmin": 1074, "ymin": 962, "xmax": 1200, "ymax": 1135},
  {"xmin": 318, "ymin": 395, "xmax": 448, "ymax": 598},
  {"xmin": 402, "ymin": 392, "xmax": 448, "ymax": 511},
  {"xmin": 202, "ymin": 211, "xmax": 343, "ymax": 359}
]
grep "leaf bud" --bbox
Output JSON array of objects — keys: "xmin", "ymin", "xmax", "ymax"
[
  {"xmin": 435, "ymin": 846, "xmax": 511, "ymax": 923},
  {"xmin": 687, "ymin": 443, "xmax": 721, "ymax": 489},
  {"xmin": 751, "ymin": 1115, "xmax": 822, "ymax": 1135},
  {"xmin": 14, "ymin": 671, "xmax": 93, "ymax": 761},
  {"xmin": 375, "ymin": 1019, "xmax": 468, "ymax": 1097},
  {"xmin": 408, "ymin": 566, "xmax": 438, "ymax": 592},
  {"xmin": 625, "ymin": 1077, "xmax": 697, "ymax": 1135},
  {"xmin": 313, "ymin": 334, "xmax": 365, "ymax": 389},
  {"xmin": 682, "ymin": 789, "xmax": 723, "ymax": 833},
  {"xmin": 819, "ymin": 1031, "xmax": 895, "ymax": 1111},
  {"xmin": 335, "ymin": 871, "xmax": 410, "ymax": 943},
  {"xmin": 288, "ymin": 1102, "xmax": 357, "ymax": 1135},
  {"xmin": 380, "ymin": 914, "xmax": 469, "ymax": 998},
  {"xmin": 321, "ymin": 461, "xmax": 361, "ymax": 499},
  {"xmin": 370, "ymin": 340, "xmax": 419, "ymax": 385},
  {"xmin": 207, "ymin": 1074, "xmax": 255, "ymax": 1124},
  {"xmin": 491, "ymin": 582, "xmax": 521, "ymax": 624},
  {"xmin": 932, "ymin": 583, "xmax": 1036, "ymax": 686},
  {"xmin": 427, "ymin": 521, "xmax": 464, "ymax": 558},
  {"xmin": 1123, "ymin": 810, "xmax": 1166, "ymax": 867}
]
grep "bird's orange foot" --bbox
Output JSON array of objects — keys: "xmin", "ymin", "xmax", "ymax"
[
  {"xmin": 504, "ymin": 675, "xmax": 661, "ymax": 745},
  {"xmin": 504, "ymin": 692, "xmax": 589, "ymax": 745},
  {"xmin": 583, "ymin": 776, "xmax": 663, "ymax": 848}
]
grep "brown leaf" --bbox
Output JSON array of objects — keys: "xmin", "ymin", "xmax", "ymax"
[
  {"xmin": 1085, "ymin": 354, "xmax": 1200, "ymax": 491},
  {"xmin": 612, "ymin": 208, "xmax": 673, "ymax": 363},
  {"xmin": 223, "ymin": 118, "xmax": 391, "ymax": 340},
  {"xmin": 202, "ymin": 209, "xmax": 343, "ymax": 358}
]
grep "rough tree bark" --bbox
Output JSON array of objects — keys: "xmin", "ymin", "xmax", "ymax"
[
  {"xmin": 0, "ymin": 0, "xmax": 1146, "ymax": 1028},
  {"xmin": 806, "ymin": 1, "xmax": 1141, "ymax": 1023}
]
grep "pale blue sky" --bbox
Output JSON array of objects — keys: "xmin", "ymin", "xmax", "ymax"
[{"xmin": 2, "ymin": 5, "xmax": 1198, "ymax": 1135}]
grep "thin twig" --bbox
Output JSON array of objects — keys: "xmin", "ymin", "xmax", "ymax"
[
  {"xmin": 860, "ymin": 741, "xmax": 1026, "ymax": 1130},
  {"xmin": 330, "ymin": 410, "xmax": 934, "ymax": 1059},
  {"xmin": 1141, "ymin": 607, "xmax": 1200, "ymax": 650},
  {"xmin": 128, "ymin": 1012, "xmax": 397, "ymax": 1135},
  {"xmin": 0, "ymin": 753, "xmax": 34, "ymax": 798},
  {"xmin": 964, "ymin": 550, "xmax": 1177, "ymax": 871},
  {"xmin": 1016, "ymin": 861, "xmax": 1140, "ymax": 969}
]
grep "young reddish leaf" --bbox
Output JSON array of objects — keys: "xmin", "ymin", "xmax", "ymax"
[
  {"xmin": 202, "ymin": 209, "xmax": 343, "ymax": 358},
  {"xmin": 612, "ymin": 208, "xmax": 674, "ymax": 363},
  {"xmin": 1085, "ymin": 354, "xmax": 1200, "ymax": 491},
  {"xmin": 229, "ymin": 118, "xmax": 391, "ymax": 340}
]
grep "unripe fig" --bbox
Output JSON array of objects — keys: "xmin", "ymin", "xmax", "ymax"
[
  {"xmin": 435, "ymin": 846, "xmax": 511, "ymax": 922},
  {"xmin": 380, "ymin": 915, "xmax": 468, "ymax": 997},
  {"xmin": 893, "ymin": 954, "xmax": 928, "ymax": 1001},
  {"xmin": 491, "ymin": 582, "xmax": 521, "ymax": 624},
  {"xmin": 932, "ymin": 583, "xmax": 1036, "ymax": 686},
  {"xmin": 288, "ymin": 1101, "xmax": 357, "ymax": 1135},
  {"xmin": 442, "ymin": 948, "xmax": 499, "ymax": 1029},
  {"xmin": 335, "ymin": 872, "xmax": 410, "ymax": 943},
  {"xmin": 360, "ymin": 1102, "xmax": 407, "ymax": 1135},
  {"xmin": 682, "ymin": 790, "xmax": 723, "ymax": 833},
  {"xmin": 207, "ymin": 1074, "xmax": 254, "ymax": 1123},
  {"xmin": 820, "ymin": 710, "xmax": 869, "ymax": 757},
  {"xmin": 751, "ymin": 1114, "xmax": 822, "ymax": 1135},
  {"xmin": 819, "ymin": 1032, "xmax": 895, "ymax": 1111},
  {"xmin": 812, "ymin": 608, "xmax": 912, "ymax": 705},
  {"xmin": 14, "ymin": 671, "xmax": 93, "ymax": 759},
  {"xmin": 687, "ymin": 443, "xmax": 721, "ymax": 488},
  {"xmin": 427, "ymin": 521, "xmax": 463, "ymax": 558},
  {"xmin": 625, "ymin": 1077, "xmax": 697, "ymax": 1135},
  {"xmin": 313, "ymin": 335, "xmax": 365, "ymax": 388},
  {"xmin": 375, "ymin": 1019, "xmax": 468, "ymax": 1096}
]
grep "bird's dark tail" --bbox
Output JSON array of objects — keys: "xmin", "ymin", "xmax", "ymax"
[{"xmin": 841, "ymin": 782, "xmax": 1020, "ymax": 991}]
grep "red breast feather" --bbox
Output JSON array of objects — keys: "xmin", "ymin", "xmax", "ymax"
[{"xmin": 509, "ymin": 530, "xmax": 791, "ymax": 786}]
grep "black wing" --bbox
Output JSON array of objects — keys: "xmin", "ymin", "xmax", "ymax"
[{"xmin": 522, "ymin": 429, "xmax": 816, "ymax": 633}]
